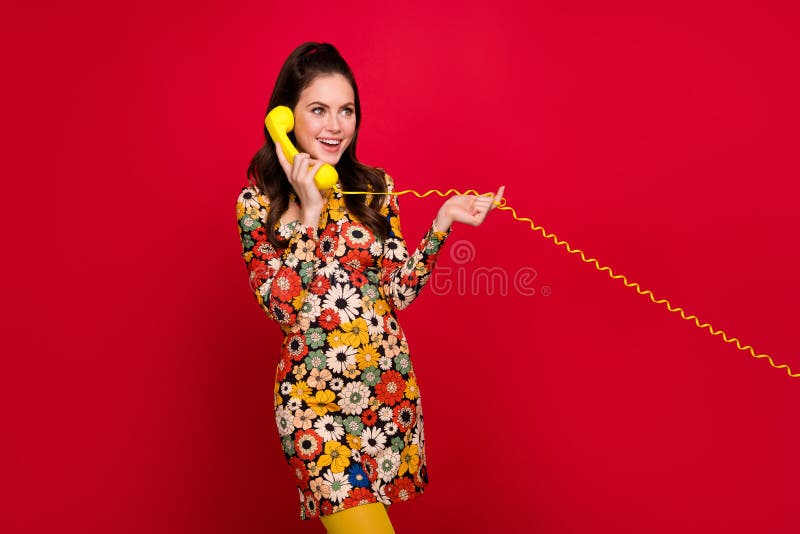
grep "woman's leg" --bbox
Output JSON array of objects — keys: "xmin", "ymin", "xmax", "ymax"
[{"xmin": 319, "ymin": 502, "xmax": 395, "ymax": 534}]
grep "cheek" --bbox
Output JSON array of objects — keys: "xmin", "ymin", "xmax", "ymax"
[
  {"xmin": 345, "ymin": 123, "xmax": 357, "ymax": 141},
  {"xmin": 294, "ymin": 124, "xmax": 318, "ymax": 151},
  {"xmin": 294, "ymin": 116, "xmax": 319, "ymax": 138},
  {"xmin": 296, "ymin": 123, "xmax": 314, "ymax": 140}
]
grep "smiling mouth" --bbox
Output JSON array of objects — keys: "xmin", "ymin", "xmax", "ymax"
[{"xmin": 318, "ymin": 138, "xmax": 343, "ymax": 153}]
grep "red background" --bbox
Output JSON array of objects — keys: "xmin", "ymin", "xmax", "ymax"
[{"xmin": 5, "ymin": 1, "xmax": 799, "ymax": 533}]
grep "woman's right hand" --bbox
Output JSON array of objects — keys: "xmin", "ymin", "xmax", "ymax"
[{"xmin": 274, "ymin": 144, "xmax": 327, "ymax": 227}]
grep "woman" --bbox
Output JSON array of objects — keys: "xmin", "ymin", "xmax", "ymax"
[{"xmin": 236, "ymin": 42, "xmax": 504, "ymax": 533}]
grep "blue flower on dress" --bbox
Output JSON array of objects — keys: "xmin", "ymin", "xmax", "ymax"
[{"xmin": 347, "ymin": 463, "xmax": 370, "ymax": 488}]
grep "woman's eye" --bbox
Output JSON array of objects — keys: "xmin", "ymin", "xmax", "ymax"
[
  {"xmin": 312, "ymin": 107, "xmax": 324, "ymax": 115},
  {"xmin": 342, "ymin": 108, "xmax": 354, "ymax": 116}
]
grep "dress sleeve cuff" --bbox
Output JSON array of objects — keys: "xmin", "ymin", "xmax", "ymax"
[
  {"xmin": 430, "ymin": 219, "xmax": 452, "ymax": 240},
  {"xmin": 420, "ymin": 219, "xmax": 452, "ymax": 256}
]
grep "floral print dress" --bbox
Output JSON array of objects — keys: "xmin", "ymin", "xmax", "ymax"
[{"xmin": 235, "ymin": 172, "xmax": 452, "ymax": 520}]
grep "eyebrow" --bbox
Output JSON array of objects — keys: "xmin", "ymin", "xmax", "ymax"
[{"xmin": 306, "ymin": 101, "xmax": 355, "ymax": 109}]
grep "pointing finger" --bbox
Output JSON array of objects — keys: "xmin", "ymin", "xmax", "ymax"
[{"xmin": 491, "ymin": 186, "xmax": 505, "ymax": 209}]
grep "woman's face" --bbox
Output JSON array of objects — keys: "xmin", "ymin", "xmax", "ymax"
[{"xmin": 292, "ymin": 73, "xmax": 356, "ymax": 166}]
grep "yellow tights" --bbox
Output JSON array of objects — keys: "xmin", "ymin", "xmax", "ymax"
[{"xmin": 320, "ymin": 502, "xmax": 396, "ymax": 534}]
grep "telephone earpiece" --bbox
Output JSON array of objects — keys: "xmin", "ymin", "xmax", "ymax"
[{"xmin": 265, "ymin": 106, "xmax": 339, "ymax": 190}]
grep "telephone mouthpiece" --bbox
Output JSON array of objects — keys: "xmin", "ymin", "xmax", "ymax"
[{"xmin": 315, "ymin": 165, "xmax": 338, "ymax": 190}]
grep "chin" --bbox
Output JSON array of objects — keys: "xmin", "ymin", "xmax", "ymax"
[{"xmin": 321, "ymin": 154, "xmax": 343, "ymax": 166}]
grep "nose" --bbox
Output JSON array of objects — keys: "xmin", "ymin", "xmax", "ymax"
[{"xmin": 325, "ymin": 113, "xmax": 341, "ymax": 133}]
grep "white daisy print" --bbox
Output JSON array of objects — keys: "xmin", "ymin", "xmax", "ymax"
[
  {"xmin": 277, "ymin": 223, "xmax": 295, "ymax": 239},
  {"xmin": 378, "ymin": 406, "xmax": 394, "ymax": 422},
  {"xmin": 284, "ymin": 254, "xmax": 299, "ymax": 269},
  {"xmin": 317, "ymin": 261, "xmax": 339, "ymax": 278},
  {"xmin": 322, "ymin": 470, "xmax": 352, "ymax": 504},
  {"xmin": 332, "ymin": 268, "xmax": 350, "ymax": 284},
  {"xmin": 392, "ymin": 286, "xmax": 417, "ymax": 308},
  {"xmin": 322, "ymin": 283, "xmax": 362, "ymax": 323},
  {"xmin": 371, "ymin": 478, "xmax": 391, "ymax": 505},
  {"xmin": 285, "ymin": 397, "xmax": 302, "ymax": 412},
  {"xmin": 383, "ymin": 238, "xmax": 407, "ymax": 261},
  {"xmin": 369, "ymin": 240, "xmax": 383, "ymax": 256},
  {"xmin": 313, "ymin": 415, "xmax": 344, "ymax": 442},
  {"xmin": 360, "ymin": 426, "xmax": 387, "ymax": 456},
  {"xmin": 329, "ymin": 377, "xmax": 345, "ymax": 391},
  {"xmin": 325, "ymin": 345, "xmax": 357, "ymax": 374},
  {"xmin": 362, "ymin": 308, "xmax": 384, "ymax": 337}
]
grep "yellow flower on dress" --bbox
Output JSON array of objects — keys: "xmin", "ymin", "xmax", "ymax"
[
  {"xmin": 327, "ymin": 196, "xmax": 346, "ymax": 221},
  {"xmin": 373, "ymin": 300, "xmax": 389, "ymax": 316},
  {"xmin": 290, "ymin": 381, "xmax": 313, "ymax": 400},
  {"xmin": 292, "ymin": 363, "xmax": 308, "ymax": 381},
  {"xmin": 307, "ymin": 390, "xmax": 341, "ymax": 416},
  {"xmin": 317, "ymin": 441, "xmax": 351, "ymax": 473},
  {"xmin": 291, "ymin": 290, "xmax": 308, "ymax": 312},
  {"xmin": 379, "ymin": 193, "xmax": 390, "ymax": 217},
  {"xmin": 340, "ymin": 318, "xmax": 369, "ymax": 348},
  {"xmin": 356, "ymin": 343, "xmax": 380, "ymax": 370},
  {"xmin": 243, "ymin": 250, "xmax": 253, "ymax": 262},
  {"xmin": 390, "ymin": 214, "xmax": 403, "ymax": 238},
  {"xmin": 326, "ymin": 329, "xmax": 346, "ymax": 348},
  {"xmin": 404, "ymin": 376, "xmax": 420, "ymax": 400},
  {"xmin": 398, "ymin": 444, "xmax": 420, "ymax": 476},
  {"xmin": 346, "ymin": 433, "xmax": 361, "ymax": 451}
]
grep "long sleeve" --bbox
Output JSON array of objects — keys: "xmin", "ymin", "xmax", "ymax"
[
  {"xmin": 236, "ymin": 186, "xmax": 322, "ymax": 327},
  {"xmin": 379, "ymin": 173, "xmax": 452, "ymax": 311}
]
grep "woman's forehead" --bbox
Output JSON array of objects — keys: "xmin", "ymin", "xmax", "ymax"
[{"xmin": 299, "ymin": 74, "xmax": 354, "ymax": 104}]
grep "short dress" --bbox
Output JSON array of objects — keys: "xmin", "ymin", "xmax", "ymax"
[{"xmin": 235, "ymin": 171, "xmax": 452, "ymax": 520}]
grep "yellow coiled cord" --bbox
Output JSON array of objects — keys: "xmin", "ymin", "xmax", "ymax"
[{"xmin": 335, "ymin": 184, "xmax": 799, "ymax": 380}]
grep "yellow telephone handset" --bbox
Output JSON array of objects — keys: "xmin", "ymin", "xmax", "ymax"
[{"xmin": 265, "ymin": 106, "xmax": 339, "ymax": 190}]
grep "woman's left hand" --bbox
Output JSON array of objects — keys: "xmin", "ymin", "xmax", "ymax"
[{"xmin": 434, "ymin": 185, "xmax": 505, "ymax": 232}]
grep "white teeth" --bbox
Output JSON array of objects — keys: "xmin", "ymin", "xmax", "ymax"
[{"xmin": 319, "ymin": 139, "xmax": 340, "ymax": 145}]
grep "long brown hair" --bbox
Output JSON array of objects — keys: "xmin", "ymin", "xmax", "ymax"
[{"xmin": 246, "ymin": 42, "xmax": 389, "ymax": 248}]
